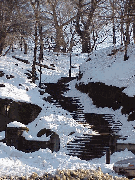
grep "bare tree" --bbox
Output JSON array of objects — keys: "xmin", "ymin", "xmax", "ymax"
[
  {"xmin": 0, "ymin": 0, "xmax": 32, "ymax": 55},
  {"xmin": 44, "ymin": 0, "xmax": 76, "ymax": 52},
  {"xmin": 73, "ymin": 0, "xmax": 103, "ymax": 53}
]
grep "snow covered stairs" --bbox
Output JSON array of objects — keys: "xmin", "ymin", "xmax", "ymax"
[
  {"xmin": 102, "ymin": 114, "xmax": 122, "ymax": 133},
  {"xmin": 70, "ymin": 97, "xmax": 92, "ymax": 128},
  {"xmin": 67, "ymin": 113, "xmax": 120, "ymax": 160},
  {"xmin": 67, "ymin": 134, "xmax": 111, "ymax": 160},
  {"xmin": 41, "ymin": 77, "xmax": 121, "ymax": 160},
  {"xmin": 43, "ymin": 90, "xmax": 92, "ymax": 129},
  {"xmin": 85, "ymin": 113, "xmax": 122, "ymax": 134}
]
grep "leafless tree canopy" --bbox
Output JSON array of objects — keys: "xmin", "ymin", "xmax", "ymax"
[{"xmin": 1, "ymin": 0, "xmax": 135, "ymax": 61}]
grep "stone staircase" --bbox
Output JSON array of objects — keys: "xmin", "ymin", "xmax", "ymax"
[
  {"xmin": 40, "ymin": 77, "xmax": 122, "ymax": 160},
  {"xmin": 85, "ymin": 113, "xmax": 122, "ymax": 134},
  {"xmin": 67, "ymin": 134, "xmax": 111, "ymax": 160}
]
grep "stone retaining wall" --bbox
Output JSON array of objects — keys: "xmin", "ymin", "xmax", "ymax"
[
  {"xmin": 116, "ymin": 143, "xmax": 135, "ymax": 154},
  {"xmin": 0, "ymin": 98, "xmax": 42, "ymax": 131},
  {"xmin": 5, "ymin": 127, "xmax": 60, "ymax": 153}
]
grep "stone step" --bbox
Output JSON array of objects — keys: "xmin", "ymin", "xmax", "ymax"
[
  {"xmin": 74, "ymin": 116, "xmax": 85, "ymax": 119},
  {"xmin": 58, "ymin": 77, "xmax": 76, "ymax": 84},
  {"xmin": 76, "ymin": 110, "xmax": 85, "ymax": 113}
]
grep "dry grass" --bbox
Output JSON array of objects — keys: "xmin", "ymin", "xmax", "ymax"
[{"xmin": 0, "ymin": 168, "xmax": 130, "ymax": 180}]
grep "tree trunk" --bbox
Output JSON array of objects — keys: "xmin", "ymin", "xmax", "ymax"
[
  {"xmin": 32, "ymin": 22, "xmax": 38, "ymax": 83},
  {"xmin": 75, "ymin": 0, "xmax": 98, "ymax": 53},
  {"xmin": 31, "ymin": 0, "xmax": 39, "ymax": 83},
  {"xmin": 20, "ymin": 37, "xmax": 23, "ymax": 51},
  {"xmin": 126, "ymin": 19, "xmax": 130, "ymax": 45},
  {"xmin": 0, "ymin": 43, "xmax": 4, "ymax": 55},
  {"xmin": 0, "ymin": 30, "xmax": 6, "ymax": 55},
  {"xmin": 82, "ymin": 32, "xmax": 90, "ymax": 53},
  {"xmin": 113, "ymin": 25, "xmax": 116, "ymax": 45},
  {"xmin": 124, "ymin": 43, "xmax": 129, "ymax": 61},
  {"xmin": 38, "ymin": 25, "xmax": 43, "ymax": 86},
  {"xmin": 24, "ymin": 43, "xmax": 27, "ymax": 54},
  {"xmin": 112, "ymin": 0, "xmax": 116, "ymax": 45},
  {"xmin": 12, "ymin": 44, "xmax": 14, "ymax": 52},
  {"xmin": 39, "ymin": 25, "xmax": 43, "ymax": 63},
  {"xmin": 75, "ymin": 18, "xmax": 91, "ymax": 53},
  {"xmin": 123, "ymin": 0, "xmax": 130, "ymax": 61},
  {"xmin": 52, "ymin": 4, "xmax": 67, "ymax": 52},
  {"xmin": 54, "ymin": 27, "xmax": 67, "ymax": 52},
  {"xmin": 120, "ymin": 11, "xmax": 124, "ymax": 45},
  {"xmin": 133, "ymin": 21, "xmax": 135, "ymax": 43}
]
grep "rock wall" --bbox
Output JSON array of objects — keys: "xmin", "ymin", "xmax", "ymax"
[
  {"xmin": 0, "ymin": 98, "xmax": 42, "ymax": 131},
  {"xmin": 8, "ymin": 101, "xmax": 42, "ymax": 124},
  {"xmin": 5, "ymin": 126, "xmax": 60, "ymax": 153}
]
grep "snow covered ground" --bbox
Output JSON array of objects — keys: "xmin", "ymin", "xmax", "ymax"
[
  {"xmin": 0, "ymin": 46, "xmax": 135, "ymax": 178},
  {"xmin": 78, "ymin": 44, "xmax": 135, "ymax": 97}
]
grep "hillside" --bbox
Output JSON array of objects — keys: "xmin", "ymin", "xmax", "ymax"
[
  {"xmin": 66, "ymin": 44, "xmax": 135, "ymax": 143},
  {"xmin": 0, "ymin": 46, "xmax": 134, "ymax": 179}
]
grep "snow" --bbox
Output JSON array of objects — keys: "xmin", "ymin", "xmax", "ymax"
[
  {"xmin": 78, "ymin": 44, "xmax": 135, "ymax": 97},
  {"xmin": 0, "ymin": 83, "xmax": 30, "ymax": 102},
  {"xmin": 7, "ymin": 121, "xmax": 26, "ymax": 128},
  {"xmin": 0, "ymin": 142, "xmax": 95, "ymax": 177},
  {"xmin": 0, "ymin": 45, "xmax": 135, "ymax": 178},
  {"xmin": 22, "ymin": 131, "xmax": 51, "ymax": 141},
  {"xmin": 0, "ymin": 131, "xmax": 5, "ymax": 140}
]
